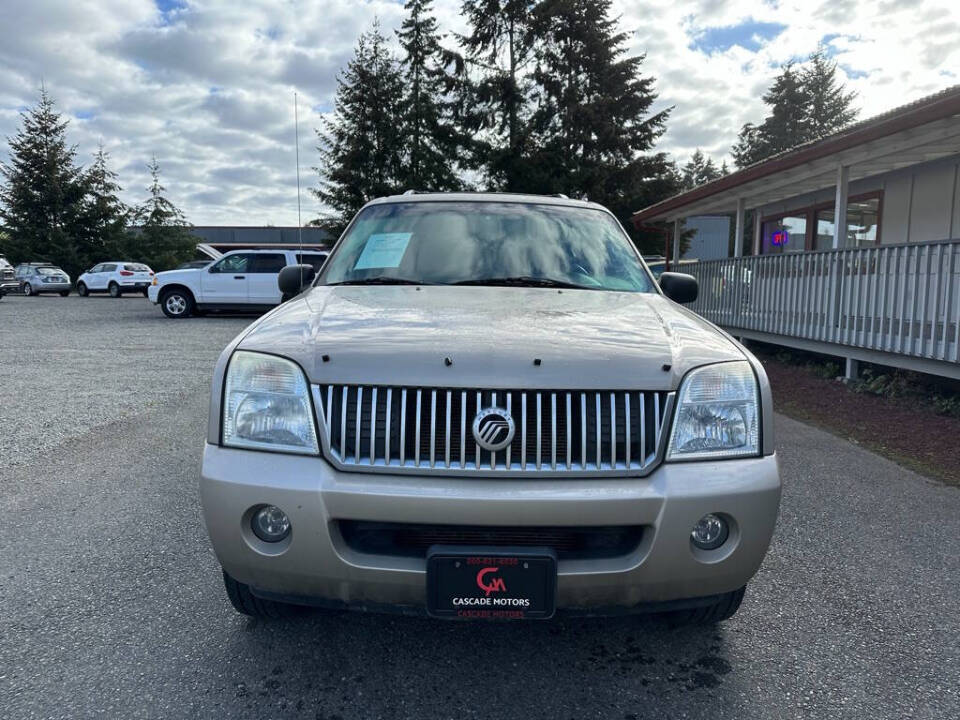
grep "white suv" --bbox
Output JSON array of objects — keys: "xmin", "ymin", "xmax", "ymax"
[
  {"xmin": 148, "ymin": 249, "xmax": 328, "ymax": 318},
  {"xmin": 77, "ymin": 262, "xmax": 155, "ymax": 298}
]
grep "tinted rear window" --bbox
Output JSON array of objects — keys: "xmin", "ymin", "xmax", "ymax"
[{"xmin": 124, "ymin": 264, "xmax": 150, "ymax": 271}]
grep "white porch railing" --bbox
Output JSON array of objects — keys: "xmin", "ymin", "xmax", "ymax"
[{"xmin": 685, "ymin": 240, "xmax": 960, "ymax": 367}]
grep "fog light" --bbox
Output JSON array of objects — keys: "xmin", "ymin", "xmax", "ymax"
[
  {"xmin": 252, "ymin": 505, "xmax": 291, "ymax": 543},
  {"xmin": 691, "ymin": 513, "xmax": 728, "ymax": 550}
]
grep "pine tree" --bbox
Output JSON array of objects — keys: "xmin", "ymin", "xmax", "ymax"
[
  {"xmin": 397, "ymin": 0, "xmax": 462, "ymax": 191},
  {"xmin": 680, "ymin": 149, "xmax": 722, "ymax": 190},
  {"xmin": 315, "ymin": 21, "xmax": 405, "ymax": 233},
  {"xmin": 0, "ymin": 89, "xmax": 88, "ymax": 277},
  {"xmin": 803, "ymin": 46, "xmax": 858, "ymax": 139},
  {"xmin": 458, "ymin": 0, "xmax": 539, "ymax": 190},
  {"xmin": 733, "ymin": 50, "xmax": 858, "ymax": 168},
  {"xmin": 78, "ymin": 142, "xmax": 129, "ymax": 264},
  {"xmin": 527, "ymin": 0, "xmax": 672, "ymax": 241},
  {"xmin": 127, "ymin": 156, "xmax": 194, "ymax": 270}
]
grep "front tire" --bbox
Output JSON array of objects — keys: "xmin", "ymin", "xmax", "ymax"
[
  {"xmin": 159, "ymin": 288, "xmax": 194, "ymax": 318},
  {"xmin": 661, "ymin": 586, "xmax": 746, "ymax": 626},
  {"xmin": 222, "ymin": 571, "xmax": 298, "ymax": 618},
  {"xmin": 23, "ymin": 283, "xmax": 33, "ymax": 296},
  {"xmin": 77, "ymin": 282, "xmax": 89, "ymax": 297},
  {"xmin": 108, "ymin": 282, "xmax": 121, "ymax": 298}
]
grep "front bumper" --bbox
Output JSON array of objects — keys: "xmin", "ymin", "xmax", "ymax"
[
  {"xmin": 0, "ymin": 281, "xmax": 19, "ymax": 293},
  {"xmin": 147, "ymin": 285, "xmax": 159, "ymax": 304},
  {"xmin": 201, "ymin": 444, "xmax": 781, "ymax": 613}
]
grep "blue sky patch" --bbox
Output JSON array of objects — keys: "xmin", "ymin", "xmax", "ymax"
[{"xmin": 691, "ymin": 20, "xmax": 787, "ymax": 54}]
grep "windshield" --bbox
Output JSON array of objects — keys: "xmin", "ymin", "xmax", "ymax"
[{"xmin": 319, "ymin": 201, "xmax": 654, "ymax": 292}]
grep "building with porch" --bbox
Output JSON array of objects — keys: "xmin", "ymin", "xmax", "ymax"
[{"xmin": 632, "ymin": 85, "xmax": 960, "ymax": 381}]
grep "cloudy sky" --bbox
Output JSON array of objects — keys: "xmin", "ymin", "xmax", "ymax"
[{"xmin": 1, "ymin": 0, "xmax": 957, "ymax": 225}]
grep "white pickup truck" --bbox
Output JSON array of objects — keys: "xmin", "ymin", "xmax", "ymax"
[{"xmin": 148, "ymin": 248, "xmax": 328, "ymax": 318}]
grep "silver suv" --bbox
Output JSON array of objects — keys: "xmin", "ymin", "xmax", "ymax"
[{"xmin": 201, "ymin": 194, "xmax": 780, "ymax": 624}]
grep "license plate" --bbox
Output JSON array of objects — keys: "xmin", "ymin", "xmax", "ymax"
[{"xmin": 426, "ymin": 546, "xmax": 557, "ymax": 619}]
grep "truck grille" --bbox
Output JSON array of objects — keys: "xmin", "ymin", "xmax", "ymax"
[
  {"xmin": 315, "ymin": 385, "xmax": 672, "ymax": 475},
  {"xmin": 338, "ymin": 521, "xmax": 645, "ymax": 560}
]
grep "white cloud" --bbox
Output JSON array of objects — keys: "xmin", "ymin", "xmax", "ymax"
[{"xmin": 0, "ymin": 0, "xmax": 957, "ymax": 224}]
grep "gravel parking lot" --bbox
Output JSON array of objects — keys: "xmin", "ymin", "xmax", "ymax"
[{"xmin": 1, "ymin": 295, "xmax": 958, "ymax": 719}]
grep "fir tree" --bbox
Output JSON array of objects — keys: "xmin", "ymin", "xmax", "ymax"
[
  {"xmin": 803, "ymin": 45, "xmax": 858, "ymax": 139},
  {"xmin": 680, "ymin": 149, "xmax": 722, "ymax": 190},
  {"xmin": 458, "ymin": 0, "xmax": 539, "ymax": 190},
  {"xmin": 315, "ymin": 21, "xmax": 405, "ymax": 233},
  {"xmin": 0, "ymin": 89, "xmax": 88, "ymax": 277},
  {"xmin": 127, "ymin": 156, "xmax": 194, "ymax": 270},
  {"xmin": 732, "ymin": 50, "xmax": 858, "ymax": 167},
  {"xmin": 79, "ymin": 142, "xmax": 129, "ymax": 263},
  {"xmin": 397, "ymin": 0, "xmax": 462, "ymax": 191},
  {"xmin": 527, "ymin": 0, "xmax": 673, "ymax": 242}
]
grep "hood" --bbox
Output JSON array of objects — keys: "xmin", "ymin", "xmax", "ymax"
[
  {"xmin": 237, "ymin": 286, "xmax": 744, "ymax": 391},
  {"xmin": 157, "ymin": 268, "xmax": 203, "ymax": 281}
]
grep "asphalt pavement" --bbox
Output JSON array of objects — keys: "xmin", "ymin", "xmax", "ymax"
[{"xmin": 1, "ymin": 295, "xmax": 958, "ymax": 719}]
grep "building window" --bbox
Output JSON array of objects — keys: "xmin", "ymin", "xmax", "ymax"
[
  {"xmin": 814, "ymin": 194, "xmax": 881, "ymax": 249},
  {"xmin": 761, "ymin": 215, "xmax": 807, "ymax": 254}
]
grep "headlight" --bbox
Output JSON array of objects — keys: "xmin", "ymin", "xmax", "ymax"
[
  {"xmin": 222, "ymin": 351, "xmax": 319, "ymax": 454},
  {"xmin": 667, "ymin": 361, "xmax": 759, "ymax": 461}
]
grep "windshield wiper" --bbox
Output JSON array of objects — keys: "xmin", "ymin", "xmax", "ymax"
[
  {"xmin": 451, "ymin": 276, "xmax": 595, "ymax": 290},
  {"xmin": 327, "ymin": 277, "xmax": 427, "ymax": 286}
]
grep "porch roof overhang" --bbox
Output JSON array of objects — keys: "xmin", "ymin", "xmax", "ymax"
[{"xmin": 632, "ymin": 84, "xmax": 960, "ymax": 224}]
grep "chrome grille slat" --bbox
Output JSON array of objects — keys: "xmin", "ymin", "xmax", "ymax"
[{"xmin": 318, "ymin": 385, "xmax": 672, "ymax": 476}]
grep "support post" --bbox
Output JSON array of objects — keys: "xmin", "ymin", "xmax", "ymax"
[
  {"xmin": 752, "ymin": 208, "xmax": 762, "ymax": 255},
  {"xmin": 833, "ymin": 164, "xmax": 850, "ymax": 249},
  {"xmin": 734, "ymin": 198, "xmax": 745, "ymax": 257},
  {"xmin": 845, "ymin": 357, "xmax": 859, "ymax": 382},
  {"xmin": 672, "ymin": 219, "xmax": 681, "ymax": 265}
]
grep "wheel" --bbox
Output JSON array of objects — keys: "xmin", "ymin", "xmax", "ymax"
[
  {"xmin": 108, "ymin": 282, "xmax": 121, "ymax": 298},
  {"xmin": 661, "ymin": 586, "xmax": 746, "ymax": 626},
  {"xmin": 77, "ymin": 282, "xmax": 89, "ymax": 297},
  {"xmin": 159, "ymin": 288, "xmax": 194, "ymax": 318},
  {"xmin": 222, "ymin": 571, "xmax": 298, "ymax": 618},
  {"xmin": 23, "ymin": 282, "xmax": 33, "ymax": 296},
  {"xmin": 59, "ymin": 290, "xmax": 70, "ymax": 297}
]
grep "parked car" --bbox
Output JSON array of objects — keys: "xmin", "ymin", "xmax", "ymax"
[
  {"xmin": 0, "ymin": 255, "xmax": 17, "ymax": 299},
  {"xmin": 76, "ymin": 262, "xmax": 154, "ymax": 297},
  {"xmin": 14, "ymin": 263, "xmax": 72, "ymax": 296},
  {"xmin": 148, "ymin": 249, "xmax": 329, "ymax": 318},
  {"xmin": 200, "ymin": 193, "xmax": 780, "ymax": 624}
]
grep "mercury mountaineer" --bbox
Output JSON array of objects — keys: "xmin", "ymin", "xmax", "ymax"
[{"xmin": 200, "ymin": 193, "xmax": 781, "ymax": 624}]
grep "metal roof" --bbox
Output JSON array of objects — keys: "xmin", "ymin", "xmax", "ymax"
[{"xmin": 632, "ymin": 84, "xmax": 960, "ymax": 223}]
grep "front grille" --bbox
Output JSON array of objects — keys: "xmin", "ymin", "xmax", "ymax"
[
  {"xmin": 338, "ymin": 521, "xmax": 645, "ymax": 560},
  {"xmin": 315, "ymin": 385, "xmax": 671, "ymax": 475}
]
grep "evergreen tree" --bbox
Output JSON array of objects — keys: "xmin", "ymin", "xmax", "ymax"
[
  {"xmin": 733, "ymin": 50, "xmax": 858, "ymax": 168},
  {"xmin": 458, "ymin": 0, "xmax": 539, "ymax": 190},
  {"xmin": 680, "ymin": 149, "xmax": 722, "ymax": 190},
  {"xmin": 314, "ymin": 21, "xmax": 405, "ymax": 233},
  {"xmin": 526, "ymin": 0, "xmax": 673, "ymax": 243},
  {"xmin": 78, "ymin": 142, "xmax": 129, "ymax": 264},
  {"xmin": 127, "ymin": 156, "xmax": 195, "ymax": 270},
  {"xmin": 0, "ymin": 89, "xmax": 88, "ymax": 277},
  {"xmin": 397, "ymin": 0, "xmax": 462, "ymax": 191},
  {"xmin": 803, "ymin": 45, "xmax": 858, "ymax": 139}
]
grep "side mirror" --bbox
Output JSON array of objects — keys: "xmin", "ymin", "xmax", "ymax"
[
  {"xmin": 659, "ymin": 272, "xmax": 698, "ymax": 304},
  {"xmin": 278, "ymin": 264, "xmax": 316, "ymax": 298}
]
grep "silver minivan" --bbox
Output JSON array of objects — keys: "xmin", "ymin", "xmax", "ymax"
[{"xmin": 200, "ymin": 193, "xmax": 781, "ymax": 624}]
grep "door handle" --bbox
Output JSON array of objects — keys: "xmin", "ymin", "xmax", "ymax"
[{"xmin": 234, "ymin": 275, "xmax": 246, "ymax": 279}]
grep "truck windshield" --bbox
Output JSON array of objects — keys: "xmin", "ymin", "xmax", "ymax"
[{"xmin": 319, "ymin": 201, "xmax": 654, "ymax": 292}]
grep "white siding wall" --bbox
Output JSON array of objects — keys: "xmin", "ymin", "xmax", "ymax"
[{"xmin": 754, "ymin": 153, "xmax": 960, "ymax": 247}]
